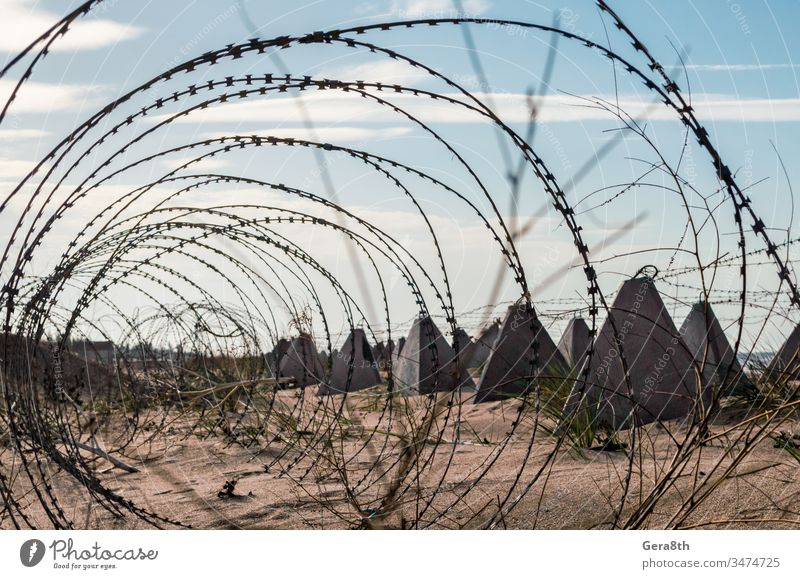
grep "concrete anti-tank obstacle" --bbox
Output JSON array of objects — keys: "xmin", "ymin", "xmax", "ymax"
[
  {"xmin": 383, "ymin": 338, "xmax": 395, "ymax": 371},
  {"xmin": 372, "ymin": 339, "xmax": 394, "ymax": 371},
  {"xmin": 557, "ymin": 317, "xmax": 592, "ymax": 371},
  {"xmin": 451, "ymin": 327, "xmax": 476, "ymax": 376},
  {"xmin": 318, "ymin": 350, "xmax": 330, "ymax": 370},
  {"xmin": 562, "ymin": 276, "xmax": 705, "ymax": 429},
  {"xmin": 278, "ymin": 333, "xmax": 325, "ymax": 388},
  {"xmin": 679, "ymin": 301, "xmax": 752, "ymax": 396},
  {"xmin": 765, "ymin": 324, "xmax": 800, "ymax": 382},
  {"xmin": 372, "ymin": 341, "xmax": 385, "ymax": 365},
  {"xmin": 319, "ymin": 328, "xmax": 382, "ymax": 395},
  {"xmin": 391, "ymin": 336, "xmax": 406, "ymax": 368},
  {"xmin": 468, "ymin": 320, "xmax": 500, "ymax": 369},
  {"xmin": 393, "ymin": 316, "xmax": 474, "ymax": 394},
  {"xmin": 474, "ymin": 300, "xmax": 569, "ymax": 403},
  {"xmin": 266, "ymin": 337, "xmax": 290, "ymax": 377}
]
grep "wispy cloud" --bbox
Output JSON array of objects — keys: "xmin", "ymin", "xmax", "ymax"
[
  {"xmin": 202, "ymin": 127, "xmax": 412, "ymax": 142},
  {"xmin": 0, "ymin": 128, "xmax": 49, "ymax": 140},
  {"xmin": 390, "ymin": 0, "xmax": 491, "ymax": 18},
  {"xmin": 0, "ymin": 0, "xmax": 143, "ymax": 53},
  {"xmin": 160, "ymin": 157, "xmax": 230, "ymax": 172},
  {"xmin": 316, "ymin": 60, "xmax": 431, "ymax": 86},
  {"xmin": 667, "ymin": 63, "xmax": 800, "ymax": 72},
  {"xmin": 150, "ymin": 91, "xmax": 800, "ymax": 125},
  {"xmin": 0, "ymin": 79, "xmax": 110, "ymax": 114},
  {"xmin": 0, "ymin": 158, "xmax": 37, "ymax": 178}
]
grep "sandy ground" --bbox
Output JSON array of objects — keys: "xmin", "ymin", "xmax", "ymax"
[{"xmin": 2, "ymin": 387, "xmax": 800, "ymax": 530}]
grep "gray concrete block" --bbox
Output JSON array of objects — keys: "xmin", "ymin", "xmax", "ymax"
[
  {"xmin": 474, "ymin": 300, "xmax": 569, "ymax": 403},
  {"xmin": 563, "ymin": 277, "xmax": 704, "ymax": 429}
]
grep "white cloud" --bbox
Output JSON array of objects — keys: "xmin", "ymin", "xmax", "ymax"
[
  {"xmin": 687, "ymin": 95, "xmax": 800, "ymax": 122},
  {"xmin": 391, "ymin": 0, "xmax": 491, "ymax": 18},
  {"xmin": 668, "ymin": 63, "xmax": 800, "ymax": 72},
  {"xmin": 0, "ymin": 128, "xmax": 49, "ymax": 140},
  {"xmin": 147, "ymin": 91, "xmax": 536, "ymax": 125},
  {"xmin": 0, "ymin": 158, "xmax": 37, "ymax": 177},
  {"xmin": 160, "ymin": 157, "xmax": 230, "ymax": 172},
  {"xmin": 0, "ymin": 0, "xmax": 143, "ymax": 53},
  {"xmin": 149, "ymin": 90, "xmax": 800, "ymax": 126},
  {"xmin": 317, "ymin": 60, "xmax": 431, "ymax": 86},
  {"xmin": 202, "ymin": 126, "xmax": 412, "ymax": 142},
  {"xmin": 0, "ymin": 79, "xmax": 110, "ymax": 114}
]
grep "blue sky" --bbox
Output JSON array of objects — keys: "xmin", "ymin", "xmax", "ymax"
[{"xmin": 1, "ymin": 0, "xmax": 799, "ymax": 348}]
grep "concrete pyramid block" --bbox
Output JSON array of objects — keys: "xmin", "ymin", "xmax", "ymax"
[
  {"xmin": 278, "ymin": 333, "xmax": 325, "ymax": 388},
  {"xmin": 474, "ymin": 300, "xmax": 569, "ymax": 403},
  {"xmin": 451, "ymin": 327, "xmax": 475, "ymax": 375},
  {"xmin": 393, "ymin": 316, "xmax": 474, "ymax": 394},
  {"xmin": 468, "ymin": 320, "xmax": 500, "ymax": 369},
  {"xmin": 680, "ymin": 301, "xmax": 751, "ymax": 395},
  {"xmin": 266, "ymin": 337, "xmax": 290, "ymax": 376},
  {"xmin": 766, "ymin": 324, "xmax": 800, "ymax": 382},
  {"xmin": 563, "ymin": 277, "xmax": 704, "ymax": 429},
  {"xmin": 384, "ymin": 339, "xmax": 396, "ymax": 370},
  {"xmin": 318, "ymin": 350, "xmax": 330, "ymax": 369},
  {"xmin": 557, "ymin": 318, "xmax": 592, "ymax": 371},
  {"xmin": 391, "ymin": 336, "xmax": 406, "ymax": 367},
  {"xmin": 372, "ymin": 339, "xmax": 394, "ymax": 371},
  {"xmin": 319, "ymin": 329, "xmax": 381, "ymax": 395},
  {"xmin": 372, "ymin": 341, "xmax": 385, "ymax": 364}
]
